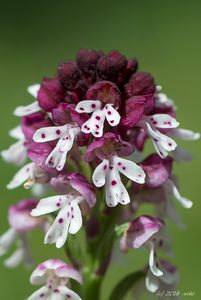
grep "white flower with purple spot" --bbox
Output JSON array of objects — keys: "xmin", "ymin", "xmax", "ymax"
[
  {"xmin": 14, "ymin": 84, "xmax": 41, "ymax": 117},
  {"xmin": 1, "ymin": 125, "xmax": 27, "ymax": 165},
  {"xmin": 75, "ymin": 100, "xmax": 121, "ymax": 137},
  {"xmin": 138, "ymin": 114, "xmax": 179, "ymax": 158},
  {"xmin": 31, "ymin": 194, "xmax": 83, "ymax": 248},
  {"xmin": 33, "ymin": 124, "xmax": 80, "ymax": 171},
  {"xmin": 28, "ymin": 259, "xmax": 82, "ymax": 300},
  {"xmin": 92, "ymin": 155, "xmax": 145, "ymax": 207}
]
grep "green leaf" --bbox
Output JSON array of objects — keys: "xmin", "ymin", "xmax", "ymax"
[{"xmin": 108, "ymin": 270, "xmax": 145, "ymax": 300}]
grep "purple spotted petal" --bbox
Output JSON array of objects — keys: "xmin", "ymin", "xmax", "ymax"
[
  {"xmin": 140, "ymin": 154, "xmax": 173, "ymax": 188},
  {"xmin": 125, "ymin": 215, "xmax": 164, "ymax": 248}
]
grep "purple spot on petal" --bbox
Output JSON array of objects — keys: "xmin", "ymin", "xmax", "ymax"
[
  {"xmin": 58, "ymin": 218, "xmax": 63, "ymax": 223},
  {"xmin": 95, "ymin": 116, "xmax": 101, "ymax": 120},
  {"xmin": 56, "ymin": 130, "xmax": 61, "ymax": 135},
  {"xmin": 41, "ymin": 133, "xmax": 46, "ymax": 138},
  {"xmin": 111, "ymin": 180, "xmax": 117, "ymax": 186}
]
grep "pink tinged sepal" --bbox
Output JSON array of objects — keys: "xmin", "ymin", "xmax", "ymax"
[
  {"xmin": 166, "ymin": 179, "xmax": 193, "ymax": 208},
  {"xmin": 125, "ymin": 216, "xmax": 164, "ymax": 249}
]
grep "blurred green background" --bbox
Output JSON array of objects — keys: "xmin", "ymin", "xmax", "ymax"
[{"xmin": 0, "ymin": 1, "xmax": 200, "ymax": 299}]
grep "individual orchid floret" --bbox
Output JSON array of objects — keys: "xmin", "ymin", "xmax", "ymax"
[
  {"xmin": 7, "ymin": 162, "xmax": 49, "ymax": 190},
  {"xmin": 145, "ymin": 260, "xmax": 179, "ymax": 294},
  {"xmin": 121, "ymin": 215, "xmax": 165, "ymax": 277},
  {"xmin": 33, "ymin": 123, "xmax": 80, "ymax": 171},
  {"xmin": 1, "ymin": 125, "xmax": 27, "ymax": 165},
  {"xmin": 28, "ymin": 259, "xmax": 83, "ymax": 300},
  {"xmin": 31, "ymin": 172, "xmax": 96, "ymax": 248},
  {"xmin": 137, "ymin": 114, "xmax": 179, "ymax": 159},
  {"xmin": 75, "ymin": 81, "xmax": 121, "ymax": 137},
  {"xmin": 86, "ymin": 133, "xmax": 145, "ymax": 206},
  {"xmin": 0, "ymin": 199, "xmax": 44, "ymax": 268},
  {"xmin": 14, "ymin": 84, "xmax": 41, "ymax": 117}
]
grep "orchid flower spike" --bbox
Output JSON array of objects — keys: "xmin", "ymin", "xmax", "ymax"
[
  {"xmin": 14, "ymin": 84, "xmax": 41, "ymax": 117},
  {"xmin": 1, "ymin": 125, "xmax": 27, "ymax": 165},
  {"xmin": 28, "ymin": 259, "xmax": 83, "ymax": 300}
]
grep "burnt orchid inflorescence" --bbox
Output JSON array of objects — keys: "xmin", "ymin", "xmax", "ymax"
[{"xmin": 1, "ymin": 48, "xmax": 199, "ymax": 300}]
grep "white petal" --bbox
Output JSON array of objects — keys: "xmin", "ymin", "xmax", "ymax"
[
  {"xmin": 117, "ymin": 180, "xmax": 130, "ymax": 205},
  {"xmin": 81, "ymin": 109, "xmax": 105, "ymax": 137},
  {"xmin": 49, "ymin": 294, "xmax": 64, "ymax": 300},
  {"xmin": 114, "ymin": 156, "xmax": 145, "ymax": 184},
  {"xmin": 168, "ymin": 180, "xmax": 193, "ymax": 208},
  {"xmin": 171, "ymin": 128, "xmax": 200, "ymax": 140},
  {"xmin": 0, "ymin": 228, "xmax": 17, "ymax": 256},
  {"xmin": 92, "ymin": 160, "xmax": 109, "ymax": 187},
  {"xmin": 146, "ymin": 114, "xmax": 179, "ymax": 129},
  {"xmin": 33, "ymin": 124, "xmax": 70, "ymax": 143},
  {"xmin": 44, "ymin": 206, "xmax": 71, "ymax": 248},
  {"xmin": 149, "ymin": 244, "xmax": 163, "ymax": 277},
  {"xmin": 9, "ymin": 125, "xmax": 24, "ymax": 139},
  {"xmin": 45, "ymin": 134, "xmax": 74, "ymax": 171},
  {"xmin": 75, "ymin": 100, "xmax": 102, "ymax": 113},
  {"xmin": 105, "ymin": 168, "xmax": 126, "ymax": 207},
  {"xmin": 145, "ymin": 271, "xmax": 159, "ymax": 293},
  {"xmin": 1, "ymin": 140, "xmax": 27, "ymax": 165},
  {"xmin": 145, "ymin": 122, "xmax": 177, "ymax": 158},
  {"xmin": 6, "ymin": 162, "xmax": 33, "ymax": 189},
  {"xmin": 4, "ymin": 248, "xmax": 24, "ymax": 268},
  {"xmin": 27, "ymin": 286, "xmax": 50, "ymax": 300},
  {"xmin": 31, "ymin": 195, "xmax": 67, "ymax": 216},
  {"xmin": 14, "ymin": 101, "xmax": 40, "ymax": 117},
  {"xmin": 27, "ymin": 84, "xmax": 40, "ymax": 98},
  {"xmin": 104, "ymin": 104, "xmax": 121, "ymax": 126},
  {"xmin": 59, "ymin": 286, "xmax": 82, "ymax": 300},
  {"xmin": 68, "ymin": 201, "xmax": 82, "ymax": 234}
]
